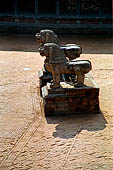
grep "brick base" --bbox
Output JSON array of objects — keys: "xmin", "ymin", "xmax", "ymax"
[{"xmin": 39, "ymin": 73, "xmax": 100, "ymax": 116}]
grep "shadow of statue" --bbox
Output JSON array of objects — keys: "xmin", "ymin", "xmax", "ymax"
[{"xmin": 46, "ymin": 111, "xmax": 107, "ymax": 139}]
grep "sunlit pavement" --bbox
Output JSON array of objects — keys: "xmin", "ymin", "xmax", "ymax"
[{"xmin": 0, "ymin": 34, "xmax": 113, "ymax": 170}]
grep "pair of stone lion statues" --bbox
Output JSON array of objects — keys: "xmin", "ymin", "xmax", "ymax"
[
  {"xmin": 35, "ymin": 29, "xmax": 82, "ymax": 60},
  {"xmin": 36, "ymin": 29, "xmax": 92, "ymax": 88}
]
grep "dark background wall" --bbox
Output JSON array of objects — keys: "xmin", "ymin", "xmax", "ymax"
[{"xmin": 0, "ymin": 0, "xmax": 112, "ymax": 34}]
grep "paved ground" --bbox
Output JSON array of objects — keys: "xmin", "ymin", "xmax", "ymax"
[{"xmin": 0, "ymin": 33, "xmax": 113, "ymax": 170}]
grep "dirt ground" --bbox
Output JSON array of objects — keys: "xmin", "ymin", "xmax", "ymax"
[{"xmin": 0, "ymin": 33, "xmax": 113, "ymax": 170}]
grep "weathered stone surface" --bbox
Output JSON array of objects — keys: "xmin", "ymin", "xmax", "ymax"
[
  {"xmin": 35, "ymin": 29, "xmax": 82, "ymax": 60},
  {"xmin": 39, "ymin": 43, "xmax": 92, "ymax": 88}
]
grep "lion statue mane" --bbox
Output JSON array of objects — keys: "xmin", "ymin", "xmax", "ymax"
[{"xmin": 35, "ymin": 29, "xmax": 59, "ymax": 47}]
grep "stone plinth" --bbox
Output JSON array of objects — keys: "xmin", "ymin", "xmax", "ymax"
[{"xmin": 39, "ymin": 73, "xmax": 100, "ymax": 116}]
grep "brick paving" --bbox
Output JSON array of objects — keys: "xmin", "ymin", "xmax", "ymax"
[{"xmin": 0, "ymin": 34, "xmax": 113, "ymax": 170}]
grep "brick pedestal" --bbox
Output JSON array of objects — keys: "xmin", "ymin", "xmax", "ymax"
[{"xmin": 39, "ymin": 73, "xmax": 100, "ymax": 116}]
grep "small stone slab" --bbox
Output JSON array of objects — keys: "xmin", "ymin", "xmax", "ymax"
[
  {"xmin": 38, "ymin": 69, "xmax": 53, "ymax": 96},
  {"xmin": 39, "ymin": 73, "xmax": 100, "ymax": 116}
]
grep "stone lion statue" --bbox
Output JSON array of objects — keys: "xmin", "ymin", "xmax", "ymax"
[
  {"xmin": 35, "ymin": 29, "xmax": 59, "ymax": 47},
  {"xmin": 39, "ymin": 43, "xmax": 92, "ymax": 88},
  {"xmin": 35, "ymin": 29, "xmax": 82, "ymax": 60}
]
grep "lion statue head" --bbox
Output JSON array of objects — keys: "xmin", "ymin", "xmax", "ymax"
[
  {"xmin": 39, "ymin": 43, "xmax": 67, "ymax": 64},
  {"xmin": 36, "ymin": 29, "xmax": 82, "ymax": 60},
  {"xmin": 35, "ymin": 29, "xmax": 59, "ymax": 46}
]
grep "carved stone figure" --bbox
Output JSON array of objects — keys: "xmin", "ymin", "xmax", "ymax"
[
  {"xmin": 35, "ymin": 29, "xmax": 59, "ymax": 47},
  {"xmin": 39, "ymin": 43, "xmax": 92, "ymax": 88},
  {"xmin": 35, "ymin": 29, "xmax": 82, "ymax": 60},
  {"xmin": 60, "ymin": 44, "xmax": 82, "ymax": 60},
  {"xmin": 37, "ymin": 31, "xmax": 99, "ymax": 116}
]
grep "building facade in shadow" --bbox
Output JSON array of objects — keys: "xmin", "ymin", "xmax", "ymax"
[{"xmin": 0, "ymin": 0, "xmax": 112, "ymax": 33}]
